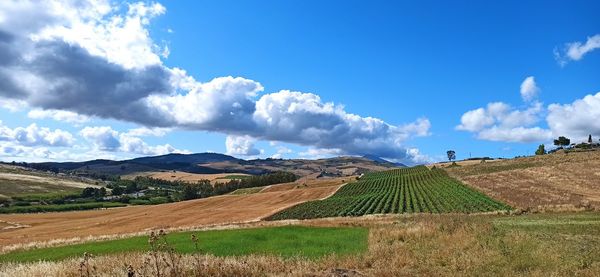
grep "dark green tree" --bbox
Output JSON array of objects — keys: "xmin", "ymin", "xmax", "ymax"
[
  {"xmin": 535, "ymin": 144, "xmax": 546, "ymax": 155},
  {"xmin": 446, "ymin": 150, "xmax": 456, "ymax": 162},
  {"xmin": 589, "ymin": 134, "xmax": 593, "ymax": 144},
  {"xmin": 553, "ymin": 136, "xmax": 570, "ymax": 148}
]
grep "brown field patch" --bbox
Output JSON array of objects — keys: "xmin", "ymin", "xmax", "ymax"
[
  {"xmin": 0, "ymin": 184, "xmax": 341, "ymax": 249},
  {"xmin": 123, "ymin": 171, "xmax": 250, "ymax": 185},
  {"xmin": 446, "ymin": 150, "xmax": 600, "ymax": 210},
  {"xmin": 260, "ymin": 175, "xmax": 353, "ymax": 193}
]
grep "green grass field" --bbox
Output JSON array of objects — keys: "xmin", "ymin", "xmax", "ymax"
[
  {"xmin": 268, "ymin": 166, "xmax": 510, "ymax": 220},
  {"xmin": 0, "ymin": 225, "xmax": 368, "ymax": 263},
  {"xmin": 0, "ymin": 180, "xmax": 83, "ymax": 197},
  {"xmin": 216, "ymin": 175, "xmax": 251, "ymax": 180},
  {"xmin": 229, "ymin": 187, "xmax": 264, "ymax": 195},
  {"xmin": 0, "ymin": 202, "xmax": 126, "ymax": 214}
]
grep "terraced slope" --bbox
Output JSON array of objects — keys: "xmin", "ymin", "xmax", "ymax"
[{"xmin": 268, "ymin": 166, "xmax": 510, "ymax": 220}]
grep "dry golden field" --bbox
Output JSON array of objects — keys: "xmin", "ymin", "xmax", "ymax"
[
  {"xmin": 2, "ymin": 213, "xmax": 600, "ymax": 276},
  {"xmin": 122, "ymin": 171, "xmax": 250, "ymax": 185},
  {"xmin": 0, "ymin": 183, "xmax": 341, "ymax": 251},
  {"xmin": 445, "ymin": 150, "xmax": 600, "ymax": 211}
]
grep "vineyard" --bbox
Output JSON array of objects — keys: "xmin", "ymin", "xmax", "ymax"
[{"xmin": 268, "ymin": 166, "xmax": 510, "ymax": 220}]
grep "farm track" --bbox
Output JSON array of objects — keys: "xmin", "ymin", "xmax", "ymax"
[{"xmin": 0, "ymin": 184, "xmax": 341, "ymax": 249}]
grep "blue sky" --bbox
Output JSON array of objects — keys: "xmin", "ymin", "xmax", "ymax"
[{"xmin": 0, "ymin": 0, "xmax": 599, "ymax": 163}]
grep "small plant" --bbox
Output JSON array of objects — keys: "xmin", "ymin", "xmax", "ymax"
[
  {"xmin": 79, "ymin": 252, "xmax": 96, "ymax": 277},
  {"xmin": 144, "ymin": 230, "xmax": 183, "ymax": 277}
]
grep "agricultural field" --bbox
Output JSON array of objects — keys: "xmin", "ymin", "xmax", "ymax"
[
  {"xmin": 268, "ymin": 166, "xmax": 510, "ymax": 220},
  {"xmin": 2, "ymin": 213, "xmax": 600, "ymax": 276},
  {"xmin": 0, "ymin": 183, "xmax": 342, "ymax": 248},
  {"xmin": 0, "ymin": 225, "xmax": 367, "ymax": 263},
  {"xmin": 0, "ymin": 164, "xmax": 99, "ymax": 198},
  {"xmin": 446, "ymin": 150, "xmax": 600, "ymax": 211},
  {"xmin": 123, "ymin": 171, "xmax": 251, "ymax": 185}
]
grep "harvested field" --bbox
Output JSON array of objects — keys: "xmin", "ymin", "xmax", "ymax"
[
  {"xmin": 2, "ymin": 213, "xmax": 600, "ymax": 276},
  {"xmin": 123, "ymin": 171, "xmax": 250, "ymax": 185},
  {"xmin": 446, "ymin": 150, "xmax": 600, "ymax": 210},
  {"xmin": 0, "ymin": 173, "xmax": 99, "ymax": 196},
  {"xmin": 0, "ymin": 184, "xmax": 341, "ymax": 249},
  {"xmin": 260, "ymin": 175, "xmax": 352, "ymax": 193}
]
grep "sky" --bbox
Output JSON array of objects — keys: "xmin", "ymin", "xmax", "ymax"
[{"xmin": 0, "ymin": 0, "xmax": 599, "ymax": 164}]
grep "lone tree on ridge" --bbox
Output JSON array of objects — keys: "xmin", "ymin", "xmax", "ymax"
[{"xmin": 446, "ymin": 150, "xmax": 456, "ymax": 162}]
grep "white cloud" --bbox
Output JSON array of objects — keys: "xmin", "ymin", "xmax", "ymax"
[
  {"xmin": 28, "ymin": 109, "xmax": 90, "ymax": 124},
  {"xmin": 457, "ymin": 102, "xmax": 551, "ymax": 143},
  {"xmin": 80, "ymin": 126, "xmax": 183, "ymax": 155},
  {"xmin": 520, "ymin": 76, "xmax": 539, "ymax": 102},
  {"xmin": 477, "ymin": 126, "xmax": 552, "ymax": 143},
  {"xmin": 0, "ymin": 121, "xmax": 74, "ymax": 147},
  {"xmin": 225, "ymin": 135, "xmax": 261, "ymax": 156},
  {"xmin": 298, "ymin": 148, "xmax": 343, "ymax": 159},
  {"xmin": 0, "ymin": 0, "xmax": 430, "ymax": 162},
  {"xmin": 0, "ymin": 99, "xmax": 27, "ymax": 112},
  {"xmin": 547, "ymin": 92, "xmax": 600, "ymax": 142},
  {"xmin": 269, "ymin": 143, "xmax": 293, "ymax": 159},
  {"xmin": 555, "ymin": 34, "xmax": 600, "ymax": 65},
  {"xmin": 80, "ymin": 126, "xmax": 120, "ymax": 151},
  {"xmin": 126, "ymin": 127, "xmax": 170, "ymax": 137}
]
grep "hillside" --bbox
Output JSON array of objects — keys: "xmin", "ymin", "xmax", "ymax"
[
  {"xmin": 21, "ymin": 153, "xmax": 399, "ymax": 178},
  {"xmin": 268, "ymin": 166, "xmax": 509, "ymax": 220},
  {"xmin": 0, "ymin": 179, "xmax": 343, "ymax": 248},
  {"xmin": 0, "ymin": 164, "xmax": 100, "ymax": 199},
  {"xmin": 444, "ymin": 150, "xmax": 600, "ymax": 211}
]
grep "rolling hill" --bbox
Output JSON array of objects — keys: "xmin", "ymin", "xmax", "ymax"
[{"xmin": 17, "ymin": 153, "xmax": 400, "ymax": 177}]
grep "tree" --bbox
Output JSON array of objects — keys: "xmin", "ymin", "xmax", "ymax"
[
  {"xmin": 535, "ymin": 144, "xmax": 546, "ymax": 155},
  {"xmin": 181, "ymin": 184, "xmax": 198, "ymax": 200},
  {"xmin": 111, "ymin": 186, "xmax": 124, "ymax": 196},
  {"xmin": 589, "ymin": 134, "xmax": 593, "ymax": 144},
  {"xmin": 553, "ymin": 136, "xmax": 570, "ymax": 148},
  {"xmin": 81, "ymin": 187, "xmax": 97, "ymax": 198},
  {"xmin": 446, "ymin": 150, "xmax": 456, "ymax": 162}
]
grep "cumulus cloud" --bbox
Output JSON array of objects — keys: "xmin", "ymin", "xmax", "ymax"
[
  {"xmin": 28, "ymin": 109, "xmax": 90, "ymax": 124},
  {"xmin": 0, "ymin": 121, "xmax": 74, "ymax": 147},
  {"xmin": 457, "ymin": 102, "xmax": 552, "ymax": 143},
  {"xmin": 520, "ymin": 76, "xmax": 539, "ymax": 102},
  {"xmin": 270, "ymin": 144, "xmax": 293, "ymax": 159},
  {"xmin": 555, "ymin": 34, "xmax": 600, "ymax": 65},
  {"xmin": 547, "ymin": 92, "xmax": 600, "ymax": 141},
  {"xmin": 80, "ymin": 126, "xmax": 183, "ymax": 155},
  {"xmin": 225, "ymin": 135, "xmax": 261, "ymax": 156},
  {"xmin": 126, "ymin": 127, "xmax": 170, "ymax": 137},
  {"xmin": 0, "ymin": 0, "xmax": 430, "ymax": 162}
]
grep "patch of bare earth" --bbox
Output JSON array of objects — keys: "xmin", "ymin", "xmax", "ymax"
[
  {"xmin": 446, "ymin": 150, "xmax": 600, "ymax": 210},
  {"xmin": 0, "ymin": 184, "xmax": 341, "ymax": 249},
  {"xmin": 260, "ymin": 175, "xmax": 353, "ymax": 193}
]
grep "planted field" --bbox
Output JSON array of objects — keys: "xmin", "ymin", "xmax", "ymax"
[
  {"xmin": 0, "ymin": 225, "xmax": 368, "ymax": 263},
  {"xmin": 268, "ymin": 166, "xmax": 510, "ymax": 220}
]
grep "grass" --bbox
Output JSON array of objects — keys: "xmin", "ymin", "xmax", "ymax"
[
  {"xmin": 0, "ymin": 202, "xmax": 126, "ymax": 214},
  {"xmin": 229, "ymin": 187, "xmax": 264, "ymax": 195},
  {"xmin": 0, "ymin": 225, "xmax": 368, "ymax": 263},
  {"xmin": 2, "ymin": 213, "xmax": 600, "ymax": 276},
  {"xmin": 216, "ymin": 175, "xmax": 251, "ymax": 180},
  {"xmin": 0, "ymin": 180, "xmax": 83, "ymax": 197}
]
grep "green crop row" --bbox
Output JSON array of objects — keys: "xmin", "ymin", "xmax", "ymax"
[{"xmin": 268, "ymin": 166, "xmax": 511, "ymax": 220}]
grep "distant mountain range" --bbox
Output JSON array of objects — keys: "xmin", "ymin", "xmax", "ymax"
[{"xmin": 19, "ymin": 153, "xmax": 405, "ymax": 177}]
